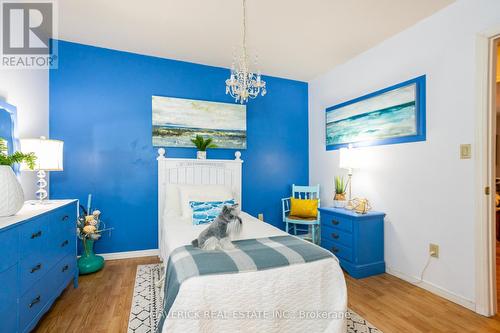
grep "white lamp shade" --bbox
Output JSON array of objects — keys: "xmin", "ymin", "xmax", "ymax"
[
  {"xmin": 339, "ymin": 146, "xmax": 359, "ymax": 170},
  {"xmin": 20, "ymin": 137, "xmax": 64, "ymax": 171}
]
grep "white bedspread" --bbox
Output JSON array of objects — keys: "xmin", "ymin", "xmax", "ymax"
[{"xmin": 161, "ymin": 212, "xmax": 347, "ymax": 333}]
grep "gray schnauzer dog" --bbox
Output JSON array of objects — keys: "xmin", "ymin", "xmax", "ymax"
[{"xmin": 192, "ymin": 204, "xmax": 242, "ymax": 250}]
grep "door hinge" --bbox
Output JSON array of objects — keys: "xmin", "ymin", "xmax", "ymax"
[{"xmin": 485, "ymin": 186, "xmax": 491, "ymax": 195}]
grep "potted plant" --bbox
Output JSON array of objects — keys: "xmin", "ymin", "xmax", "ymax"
[
  {"xmin": 0, "ymin": 138, "xmax": 36, "ymax": 216},
  {"xmin": 333, "ymin": 175, "xmax": 347, "ymax": 208},
  {"xmin": 191, "ymin": 135, "xmax": 217, "ymax": 159}
]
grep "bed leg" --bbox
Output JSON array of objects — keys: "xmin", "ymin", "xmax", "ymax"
[{"xmin": 156, "ymin": 265, "xmax": 166, "ymax": 287}]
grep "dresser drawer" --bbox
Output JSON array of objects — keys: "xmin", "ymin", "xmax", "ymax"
[
  {"xmin": 0, "ymin": 264, "xmax": 17, "ymax": 306},
  {"xmin": 51, "ymin": 231, "xmax": 76, "ymax": 264},
  {"xmin": 49, "ymin": 203, "xmax": 76, "ymax": 234},
  {"xmin": 0, "ymin": 301, "xmax": 17, "ymax": 333},
  {"xmin": 0, "ymin": 227, "xmax": 19, "ymax": 272},
  {"xmin": 19, "ymin": 256, "xmax": 49, "ymax": 295},
  {"xmin": 52, "ymin": 254, "xmax": 76, "ymax": 293},
  {"xmin": 321, "ymin": 225, "xmax": 353, "ymax": 248},
  {"xmin": 19, "ymin": 216, "xmax": 49, "ymax": 260},
  {"xmin": 321, "ymin": 239, "xmax": 353, "ymax": 262},
  {"xmin": 322, "ymin": 213, "xmax": 353, "ymax": 233},
  {"xmin": 0, "ymin": 265, "xmax": 18, "ymax": 332},
  {"xmin": 19, "ymin": 277, "xmax": 51, "ymax": 332}
]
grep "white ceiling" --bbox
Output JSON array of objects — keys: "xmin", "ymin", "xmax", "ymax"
[{"xmin": 58, "ymin": 0, "xmax": 454, "ymax": 81}]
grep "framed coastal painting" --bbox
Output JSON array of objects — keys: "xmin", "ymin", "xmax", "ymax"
[
  {"xmin": 325, "ymin": 75, "xmax": 426, "ymax": 150},
  {"xmin": 152, "ymin": 96, "xmax": 246, "ymax": 149}
]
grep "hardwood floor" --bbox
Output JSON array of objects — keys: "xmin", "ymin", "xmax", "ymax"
[
  {"xmin": 35, "ymin": 257, "xmax": 500, "ymax": 333},
  {"xmin": 34, "ymin": 256, "xmax": 160, "ymax": 333},
  {"xmin": 346, "ymin": 274, "xmax": 500, "ymax": 333}
]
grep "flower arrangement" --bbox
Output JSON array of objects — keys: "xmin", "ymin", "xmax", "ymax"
[
  {"xmin": 77, "ymin": 209, "xmax": 107, "ymax": 241},
  {"xmin": 77, "ymin": 195, "xmax": 113, "ymax": 252}
]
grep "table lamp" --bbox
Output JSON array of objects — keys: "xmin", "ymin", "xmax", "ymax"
[
  {"xmin": 339, "ymin": 145, "xmax": 358, "ymax": 209},
  {"xmin": 20, "ymin": 136, "xmax": 64, "ymax": 203}
]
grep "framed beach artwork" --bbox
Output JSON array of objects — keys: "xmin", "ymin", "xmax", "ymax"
[
  {"xmin": 325, "ymin": 75, "xmax": 426, "ymax": 150},
  {"xmin": 152, "ymin": 96, "xmax": 246, "ymax": 149}
]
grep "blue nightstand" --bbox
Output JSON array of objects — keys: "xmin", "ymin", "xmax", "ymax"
[{"xmin": 319, "ymin": 207, "xmax": 385, "ymax": 278}]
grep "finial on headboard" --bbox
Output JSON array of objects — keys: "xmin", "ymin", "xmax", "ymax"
[
  {"xmin": 234, "ymin": 151, "xmax": 241, "ymax": 161},
  {"xmin": 157, "ymin": 148, "xmax": 166, "ymax": 160}
]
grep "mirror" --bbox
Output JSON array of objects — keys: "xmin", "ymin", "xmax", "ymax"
[{"xmin": 0, "ymin": 101, "xmax": 20, "ymax": 172}]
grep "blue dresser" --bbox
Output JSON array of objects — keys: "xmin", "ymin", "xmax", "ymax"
[
  {"xmin": 0, "ymin": 200, "xmax": 78, "ymax": 333},
  {"xmin": 319, "ymin": 207, "xmax": 385, "ymax": 278}
]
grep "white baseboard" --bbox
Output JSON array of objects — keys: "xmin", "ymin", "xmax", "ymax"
[
  {"xmin": 386, "ymin": 267, "xmax": 476, "ymax": 311},
  {"xmin": 98, "ymin": 249, "xmax": 159, "ymax": 260}
]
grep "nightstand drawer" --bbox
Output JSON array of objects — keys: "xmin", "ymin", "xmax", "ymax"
[
  {"xmin": 322, "ymin": 239, "xmax": 353, "ymax": 262},
  {"xmin": 321, "ymin": 226, "xmax": 353, "ymax": 248},
  {"xmin": 322, "ymin": 214, "xmax": 352, "ymax": 233}
]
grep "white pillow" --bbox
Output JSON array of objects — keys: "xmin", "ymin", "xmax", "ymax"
[
  {"xmin": 164, "ymin": 184, "xmax": 182, "ymax": 217},
  {"xmin": 178, "ymin": 185, "xmax": 234, "ymax": 218}
]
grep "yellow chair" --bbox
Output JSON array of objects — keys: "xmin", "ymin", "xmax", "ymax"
[{"xmin": 281, "ymin": 184, "xmax": 320, "ymax": 244}]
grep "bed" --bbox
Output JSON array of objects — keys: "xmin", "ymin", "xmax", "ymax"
[{"xmin": 156, "ymin": 149, "xmax": 347, "ymax": 333}]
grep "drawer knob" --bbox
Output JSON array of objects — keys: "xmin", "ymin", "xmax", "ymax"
[
  {"xmin": 62, "ymin": 215, "xmax": 69, "ymax": 221},
  {"xmin": 331, "ymin": 247, "xmax": 339, "ymax": 253},
  {"xmin": 62, "ymin": 264, "xmax": 69, "ymax": 272},
  {"xmin": 61, "ymin": 240, "xmax": 69, "ymax": 247},
  {"xmin": 332, "ymin": 219, "xmax": 339, "ymax": 226},
  {"xmin": 29, "ymin": 295, "xmax": 41, "ymax": 308},
  {"xmin": 332, "ymin": 233, "xmax": 339, "ymax": 239},
  {"xmin": 30, "ymin": 263, "xmax": 42, "ymax": 273},
  {"xmin": 30, "ymin": 231, "xmax": 42, "ymax": 239}
]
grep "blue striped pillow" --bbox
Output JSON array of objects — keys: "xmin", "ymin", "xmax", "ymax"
[{"xmin": 189, "ymin": 199, "xmax": 236, "ymax": 225}]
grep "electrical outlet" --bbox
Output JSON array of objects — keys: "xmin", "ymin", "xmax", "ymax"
[
  {"xmin": 429, "ymin": 243, "xmax": 439, "ymax": 258},
  {"xmin": 460, "ymin": 144, "xmax": 471, "ymax": 159},
  {"xmin": 258, "ymin": 213, "xmax": 264, "ymax": 221}
]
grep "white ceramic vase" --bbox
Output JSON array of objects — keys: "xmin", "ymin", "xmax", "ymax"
[
  {"xmin": 197, "ymin": 151, "xmax": 207, "ymax": 159},
  {"xmin": 0, "ymin": 165, "xmax": 24, "ymax": 217}
]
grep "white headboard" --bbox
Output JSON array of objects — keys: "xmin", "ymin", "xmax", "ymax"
[{"xmin": 157, "ymin": 148, "xmax": 243, "ymax": 259}]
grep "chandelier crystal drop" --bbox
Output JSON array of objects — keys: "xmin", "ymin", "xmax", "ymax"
[{"xmin": 225, "ymin": 0, "xmax": 266, "ymax": 104}]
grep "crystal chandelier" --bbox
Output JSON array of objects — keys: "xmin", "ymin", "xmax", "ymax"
[{"xmin": 225, "ymin": 0, "xmax": 266, "ymax": 104}]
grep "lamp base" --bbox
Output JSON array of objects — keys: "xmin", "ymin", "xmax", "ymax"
[{"xmin": 35, "ymin": 170, "xmax": 48, "ymax": 203}]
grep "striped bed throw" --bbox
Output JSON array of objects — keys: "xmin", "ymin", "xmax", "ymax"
[{"xmin": 157, "ymin": 235, "xmax": 334, "ymax": 331}]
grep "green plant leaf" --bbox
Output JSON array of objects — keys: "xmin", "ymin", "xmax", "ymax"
[{"xmin": 191, "ymin": 135, "xmax": 217, "ymax": 151}]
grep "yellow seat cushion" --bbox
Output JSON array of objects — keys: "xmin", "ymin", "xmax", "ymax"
[{"xmin": 289, "ymin": 198, "xmax": 318, "ymax": 219}]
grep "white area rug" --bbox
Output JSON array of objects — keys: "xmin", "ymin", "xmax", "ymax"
[{"xmin": 128, "ymin": 264, "xmax": 382, "ymax": 333}]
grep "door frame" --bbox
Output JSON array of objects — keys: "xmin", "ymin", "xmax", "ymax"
[{"xmin": 475, "ymin": 26, "xmax": 500, "ymax": 316}]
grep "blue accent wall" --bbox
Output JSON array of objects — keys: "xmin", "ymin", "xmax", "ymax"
[{"xmin": 50, "ymin": 40, "xmax": 308, "ymax": 254}]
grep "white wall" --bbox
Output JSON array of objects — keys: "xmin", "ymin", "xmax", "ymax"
[
  {"xmin": 309, "ymin": 0, "xmax": 500, "ymax": 308},
  {"xmin": 0, "ymin": 69, "xmax": 49, "ymax": 199}
]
